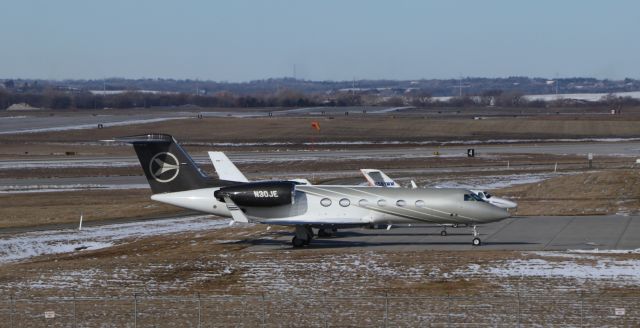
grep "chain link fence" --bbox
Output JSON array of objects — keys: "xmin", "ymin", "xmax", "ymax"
[{"xmin": 0, "ymin": 293, "xmax": 638, "ymax": 327}]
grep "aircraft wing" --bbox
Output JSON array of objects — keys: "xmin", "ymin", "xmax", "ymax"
[
  {"xmin": 260, "ymin": 217, "xmax": 368, "ymax": 227},
  {"xmin": 222, "ymin": 196, "xmax": 249, "ymax": 223},
  {"xmin": 208, "ymin": 151, "xmax": 250, "ymax": 183}
]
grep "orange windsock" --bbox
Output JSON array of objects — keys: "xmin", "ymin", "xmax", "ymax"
[{"xmin": 311, "ymin": 121, "xmax": 321, "ymax": 131}]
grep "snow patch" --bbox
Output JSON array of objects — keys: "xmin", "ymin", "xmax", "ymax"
[
  {"xmin": 0, "ymin": 183, "xmax": 149, "ymax": 194},
  {"xmin": 0, "ymin": 215, "xmax": 229, "ymax": 263},
  {"xmin": 454, "ymin": 251, "xmax": 640, "ymax": 286},
  {"xmin": 0, "ymin": 117, "xmax": 187, "ymax": 135},
  {"xmin": 429, "ymin": 172, "xmax": 576, "ymax": 190}
]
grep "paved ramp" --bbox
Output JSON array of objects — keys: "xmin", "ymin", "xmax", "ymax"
[{"xmin": 249, "ymin": 215, "xmax": 640, "ymax": 251}]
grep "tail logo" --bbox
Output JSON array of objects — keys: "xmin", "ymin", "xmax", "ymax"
[{"xmin": 149, "ymin": 152, "xmax": 180, "ymax": 183}]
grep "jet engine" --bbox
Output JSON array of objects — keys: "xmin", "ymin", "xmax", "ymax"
[{"xmin": 214, "ymin": 181, "xmax": 296, "ymax": 207}]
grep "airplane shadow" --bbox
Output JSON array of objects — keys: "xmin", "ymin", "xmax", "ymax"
[
  {"xmin": 246, "ymin": 236, "xmax": 538, "ymax": 249},
  {"xmin": 264, "ymin": 230, "xmax": 481, "ymax": 238}
]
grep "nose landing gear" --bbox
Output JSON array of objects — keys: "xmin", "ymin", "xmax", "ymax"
[{"xmin": 471, "ymin": 225, "xmax": 481, "ymax": 246}]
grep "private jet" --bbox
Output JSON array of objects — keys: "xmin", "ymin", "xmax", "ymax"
[{"xmin": 114, "ymin": 134, "xmax": 510, "ymax": 247}]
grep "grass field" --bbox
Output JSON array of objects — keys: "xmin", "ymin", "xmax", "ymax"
[{"xmin": 2, "ymin": 114, "xmax": 640, "ymax": 157}]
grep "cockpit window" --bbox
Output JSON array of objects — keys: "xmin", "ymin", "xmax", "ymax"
[
  {"xmin": 484, "ymin": 192, "xmax": 492, "ymax": 199},
  {"xmin": 464, "ymin": 194, "xmax": 484, "ymax": 202}
]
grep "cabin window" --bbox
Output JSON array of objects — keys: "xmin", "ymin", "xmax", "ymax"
[
  {"xmin": 396, "ymin": 200, "xmax": 407, "ymax": 207},
  {"xmin": 359, "ymin": 199, "xmax": 369, "ymax": 206},
  {"xmin": 320, "ymin": 198, "xmax": 332, "ymax": 207},
  {"xmin": 377, "ymin": 199, "xmax": 387, "ymax": 207},
  {"xmin": 339, "ymin": 198, "xmax": 351, "ymax": 207},
  {"xmin": 415, "ymin": 200, "xmax": 426, "ymax": 208}
]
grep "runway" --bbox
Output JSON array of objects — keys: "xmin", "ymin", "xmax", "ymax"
[{"xmin": 249, "ymin": 215, "xmax": 640, "ymax": 251}]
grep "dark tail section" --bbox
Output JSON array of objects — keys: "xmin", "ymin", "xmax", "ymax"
[{"xmin": 116, "ymin": 133, "xmax": 232, "ymax": 194}]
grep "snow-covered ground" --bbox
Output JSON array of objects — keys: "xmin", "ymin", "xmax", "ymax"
[
  {"xmin": 0, "ymin": 183, "xmax": 149, "ymax": 194},
  {"xmin": 0, "ymin": 117, "xmax": 188, "ymax": 135},
  {"xmin": 425, "ymin": 171, "xmax": 576, "ymax": 190},
  {"xmin": 523, "ymin": 91, "xmax": 640, "ymax": 102},
  {"xmin": 432, "ymin": 91, "xmax": 640, "ymax": 103},
  {"xmin": 0, "ymin": 215, "xmax": 229, "ymax": 263},
  {"xmin": 455, "ymin": 251, "xmax": 640, "ymax": 287}
]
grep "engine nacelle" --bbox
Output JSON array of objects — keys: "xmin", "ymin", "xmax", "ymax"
[{"xmin": 214, "ymin": 181, "xmax": 296, "ymax": 207}]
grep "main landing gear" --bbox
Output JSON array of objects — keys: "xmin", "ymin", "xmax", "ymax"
[
  {"xmin": 292, "ymin": 226, "xmax": 338, "ymax": 247},
  {"xmin": 317, "ymin": 228, "xmax": 337, "ymax": 238},
  {"xmin": 292, "ymin": 225, "xmax": 314, "ymax": 248}
]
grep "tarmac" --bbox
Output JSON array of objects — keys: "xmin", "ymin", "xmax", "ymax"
[{"xmin": 249, "ymin": 215, "xmax": 640, "ymax": 251}]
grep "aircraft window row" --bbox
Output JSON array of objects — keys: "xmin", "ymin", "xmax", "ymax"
[{"xmin": 321, "ymin": 198, "xmax": 428, "ymax": 208}]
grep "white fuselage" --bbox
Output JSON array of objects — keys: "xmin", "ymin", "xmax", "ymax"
[{"xmin": 152, "ymin": 185, "xmax": 510, "ymax": 226}]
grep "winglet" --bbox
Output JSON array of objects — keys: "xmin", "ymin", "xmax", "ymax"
[{"xmin": 223, "ymin": 196, "xmax": 249, "ymax": 223}]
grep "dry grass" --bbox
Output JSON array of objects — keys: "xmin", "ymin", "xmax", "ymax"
[
  {"xmin": 2, "ymin": 116, "xmax": 640, "ymax": 146},
  {"xmin": 499, "ymin": 169, "xmax": 640, "ymax": 216},
  {"xmin": 0, "ymin": 189, "xmax": 185, "ymax": 229}
]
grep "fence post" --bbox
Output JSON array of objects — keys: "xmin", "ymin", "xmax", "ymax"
[
  {"xmin": 133, "ymin": 293, "xmax": 138, "ymax": 328},
  {"xmin": 580, "ymin": 292, "xmax": 584, "ymax": 328},
  {"xmin": 383, "ymin": 292, "xmax": 389, "ymax": 328},
  {"xmin": 73, "ymin": 293, "xmax": 77, "ymax": 328},
  {"xmin": 261, "ymin": 293, "xmax": 266, "ymax": 327},
  {"xmin": 197, "ymin": 293, "xmax": 201, "ymax": 328},
  {"xmin": 9, "ymin": 295, "xmax": 14, "ymax": 328},
  {"xmin": 323, "ymin": 293, "xmax": 328, "ymax": 328},
  {"xmin": 516, "ymin": 292, "xmax": 521, "ymax": 328},
  {"xmin": 447, "ymin": 294, "xmax": 451, "ymax": 326}
]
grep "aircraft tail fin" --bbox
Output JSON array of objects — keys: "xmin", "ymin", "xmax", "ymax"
[{"xmin": 114, "ymin": 133, "xmax": 228, "ymax": 194}]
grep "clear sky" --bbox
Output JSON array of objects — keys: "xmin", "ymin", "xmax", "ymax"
[{"xmin": 1, "ymin": 0, "xmax": 638, "ymax": 81}]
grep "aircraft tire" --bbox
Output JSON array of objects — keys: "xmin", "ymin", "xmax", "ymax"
[
  {"xmin": 292, "ymin": 237, "xmax": 305, "ymax": 248},
  {"xmin": 317, "ymin": 229, "xmax": 331, "ymax": 238},
  {"xmin": 472, "ymin": 238, "xmax": 481, "ymax": 246},
  {"xmin": 440, "ymin": 230, "xmax": 447, "ymax": 236}
]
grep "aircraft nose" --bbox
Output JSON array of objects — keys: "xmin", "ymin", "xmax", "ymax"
[
  {"xmin": 491, "ymin": 205, "xmax": 511, "ymax": 219},
  {"xmin": 501, "ymin": 199, "xmax": 518, "ymax": 209}
]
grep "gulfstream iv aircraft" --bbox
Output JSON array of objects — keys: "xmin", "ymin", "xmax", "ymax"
[{"xmin": 116, "ymin": 134, "xmax": 510, "ymax": 247}]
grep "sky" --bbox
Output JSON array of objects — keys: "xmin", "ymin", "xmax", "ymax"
[{"xmin": 1, "ymin": 0, "xmax": 639, "ymax": 81}]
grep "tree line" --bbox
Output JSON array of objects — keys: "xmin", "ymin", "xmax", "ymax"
[{"xmin": 0, "ymin": 87, "xmax": 638, "ymax": 110}]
